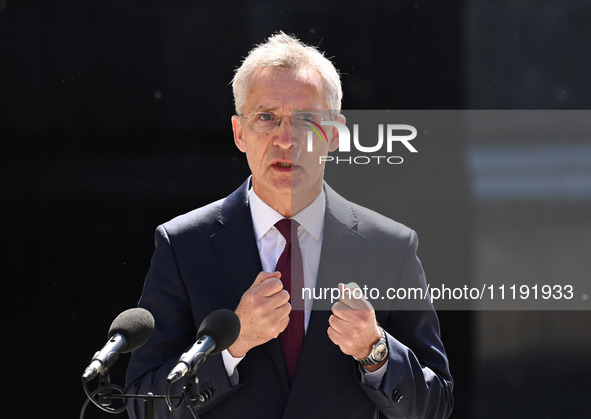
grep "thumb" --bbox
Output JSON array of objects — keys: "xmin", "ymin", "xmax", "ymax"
[{"xmin": 250, "ymin": 271, "xmax": 281, "ymax": 289}]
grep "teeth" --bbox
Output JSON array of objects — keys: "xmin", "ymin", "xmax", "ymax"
[{"xmin": 277, "ymin": 162, "xmax": 292, "ymax": 168}]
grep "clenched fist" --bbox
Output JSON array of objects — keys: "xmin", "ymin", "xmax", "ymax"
[
  {"xmin": 228, "ymin": 271, "xmax": 291, "ymax": 357},
  {"xmin": 327, "ymin": 282, "xmax": 385, "ymax": 372}
]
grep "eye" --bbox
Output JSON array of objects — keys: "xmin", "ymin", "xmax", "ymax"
[
  {"xmin": 295, "ymin": 112, "xmax": 320, "ymax": 123},
  {"xmin": 257, "ymin": 112, "xmax": 276, "ymax": 122}
]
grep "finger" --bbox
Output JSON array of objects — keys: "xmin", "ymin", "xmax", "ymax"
[
  {"xmin": 277, "ymin": 301, "xmax": 292, "ymax": 316},
  {"xmin": 267, "ymin": 289, "xmax": 291, "ymax": 308},
  {"xmin": 275, "ymin": 314, "xmax": 290, "ymax": 336},
  {"xmin": 257, "ymin": 277, "xmax": 285, "ymax": 297},
  {"xmin": 332, "ymin": 300, "xmax": 375, "ymax": 328},
  {"xmin": 338, "ymin": 282, "xmax": 374, "ymax": 311},
  {"xmin": 250, "ymin": 271, "xmax": 281, "ymax": 289},
  {"xmin": 267, "ymin": 303, "xmax": 291, "ymax": 337},
  {"xmin": 331, "ymin": 301, "xmax": 353, "ymax": 318},
  {"xmin": 328, "ymin": 313, "xmax": 347, "ymax": 334},
  {"xmin": 327, "ymin": 324, "xmax": 343, "ymax": 346}
]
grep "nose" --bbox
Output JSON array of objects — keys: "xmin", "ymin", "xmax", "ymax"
[{"xmin": 272, "ymin": 116, "xmax": 294, "ymax": 150}]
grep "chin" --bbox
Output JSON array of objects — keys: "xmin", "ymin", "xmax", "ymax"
[
  {"xmin": 264, "ymin": 180, "xmax": 292, "ymax": 199},
  {"xmin": 291, "ymin": 178, "xmax": 319, "ymax": 197}
]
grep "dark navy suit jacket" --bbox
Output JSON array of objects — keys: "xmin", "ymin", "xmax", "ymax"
[{"xmin": 125, "ymin": 178, "xmax": 453, "ymax": 418}]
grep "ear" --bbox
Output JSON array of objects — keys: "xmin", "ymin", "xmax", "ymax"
[
  {"xmin": 232, "ymin": 115, "xmax": 246, "ymax": 153},
  {"xmin": 328, "ymin": 113, "xmax": 346, "ymax": 152}
]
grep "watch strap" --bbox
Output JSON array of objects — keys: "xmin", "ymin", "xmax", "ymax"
[{"xmin": 353, "ymin": 327, "xmax": 387, "ymax": 366}]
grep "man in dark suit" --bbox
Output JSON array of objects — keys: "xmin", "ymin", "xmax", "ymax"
[{"xmin": 126, "ymin": 32, "xmax": 453, "ymax": 418}]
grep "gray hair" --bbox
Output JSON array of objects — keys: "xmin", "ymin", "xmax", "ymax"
[{"xmin": 231, "ymin": 32, "xmax": 342, "ymax": 114}]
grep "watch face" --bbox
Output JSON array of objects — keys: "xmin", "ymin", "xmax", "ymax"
[{"xmin": 373, "ymin": 342, "xmax": 388, "ymax": 362}]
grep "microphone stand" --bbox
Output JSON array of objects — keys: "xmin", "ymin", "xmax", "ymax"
[
  {"xmin": 144, "ymin": 394, "xmax": 156, "ymax": 419},
  {"xmin": 180, "ymin": 372, "xmax": 215, "ymax": 419},
  {"xmin": 81, "ymin": 372, "xmax": 211, "ymax": 419}
]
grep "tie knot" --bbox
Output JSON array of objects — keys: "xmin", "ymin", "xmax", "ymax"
[{"xmin": 275, "ymin": 219, "xmax": 299, "ymax": 244}]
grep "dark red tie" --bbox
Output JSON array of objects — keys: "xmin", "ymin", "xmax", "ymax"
[{"xmin": 274, "ymin": 218, "xmax": 305, "ymax": 384}]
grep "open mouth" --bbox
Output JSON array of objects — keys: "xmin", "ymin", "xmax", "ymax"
[{"xmin": 276, "ymin": 162, "xmax": 293, "ymax": 168}]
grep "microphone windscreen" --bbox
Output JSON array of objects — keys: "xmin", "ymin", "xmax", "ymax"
[
  {"xmin": 108, "ymin": 308, "xmax": 155, "ymax": 353},
  {"xmin": 197, "ymin": 309, "xmax": 241, "ymax": 354}
]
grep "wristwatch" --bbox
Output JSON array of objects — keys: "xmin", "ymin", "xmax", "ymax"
[{"xmin": 353, "ymin": 327, "xmax": 388, "ymax": 366}]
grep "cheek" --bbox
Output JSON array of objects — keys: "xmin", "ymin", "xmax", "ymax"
[
  {"xmin": 245, "ymin": 143, "xmax": 267, "ymax": 168},
  {"xmin": 314, "ymin": 141, "xmax": 331, "ymax": 156}
]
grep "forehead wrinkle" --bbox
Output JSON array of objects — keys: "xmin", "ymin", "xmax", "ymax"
[
  {"xmin": 250, "ymin": 103, "xmax": 281, "ymax": 112},
  {"xmin": 243, "ymin": 68, "xmax": 326, "ymax": 114}
]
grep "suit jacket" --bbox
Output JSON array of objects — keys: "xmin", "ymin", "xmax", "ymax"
[{"xmin": 125, "ymin": 178, "xmax": 453, "ymax": 418}]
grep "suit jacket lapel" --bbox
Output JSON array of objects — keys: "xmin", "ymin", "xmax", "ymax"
[{"xmin": 210, "ymin": 178, "xmax": 261, "ymax": 300}]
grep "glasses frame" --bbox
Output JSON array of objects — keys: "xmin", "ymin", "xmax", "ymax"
[{"xmin": 238, "ymin": 111, "xmax": 334, "ymax": 133}]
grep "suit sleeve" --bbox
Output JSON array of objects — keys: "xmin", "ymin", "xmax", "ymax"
[
  {"xmin": 125, "ymin": 225, "xmax": 246, "ymax": 418},
  {"xmin": 359, "ymin": 230, "xmax": 454, "ymax": 419}
]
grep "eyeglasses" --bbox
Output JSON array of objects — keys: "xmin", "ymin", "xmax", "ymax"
[{"xmin": 238, "ymin": 111, "xmax": 332, "ymax": 133}]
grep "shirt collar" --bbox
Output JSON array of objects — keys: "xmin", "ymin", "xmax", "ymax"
[{"xmin": 248, "ymin": 188, "xmax": 325, "ymax": 242}]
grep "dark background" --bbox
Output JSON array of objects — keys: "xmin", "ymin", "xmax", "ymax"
[{"xmin": 2, "ymin": 1, "xmax": 591, "ymax": 418}]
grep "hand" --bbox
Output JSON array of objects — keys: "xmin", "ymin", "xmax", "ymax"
[
  {"xmin": 228, "ymin": 271, "xmax": 291, "ymax": 357},
  {"xmin": 327, "ymin": 282, "xmax": 384, "ymax": 371}
]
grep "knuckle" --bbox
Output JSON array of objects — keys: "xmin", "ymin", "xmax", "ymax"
[
  {"xmin": 264, "ymin": 278, "xmax": 282, "ymax": 293},
  {"xmin": 268, "ymin": 277, "xmax": 282, "ymax": 286},
  {"xmin": 360, "ymin": 310, "xmax": 372, "ymax": 321}
]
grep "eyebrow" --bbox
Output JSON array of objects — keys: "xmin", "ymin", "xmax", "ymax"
[
  {"xmin": 250, "ymin": 107, "xmax": 322, "ymax": 113},
  {"xmin": 250, "ymin": 105, "xmax": 280, "ymax": 113}
]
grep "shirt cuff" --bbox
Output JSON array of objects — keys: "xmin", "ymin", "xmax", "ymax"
[
  {"xmin": 360, "ymin": 360, "xmax": 389, "ymax": 389},
  {"xmin": 221, "ymin": 349, "xmax": 244, "ymax": 386}
]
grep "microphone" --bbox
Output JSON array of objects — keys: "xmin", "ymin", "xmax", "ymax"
[
  {"xmin": 82, "ymin": 307, "xmax": 155, "ymax": 381},
  {"xmin": 167, "ymin": 309, "xmax": 240, "ymax": 384}
]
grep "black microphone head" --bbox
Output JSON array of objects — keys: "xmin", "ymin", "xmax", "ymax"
[
  {"xmin": 197, "ymin": 309, "xmax": 241, "ymax": 355},
  {"xmin": 108, "ymin": 308, "xmax": 155, "ymax": 353}
]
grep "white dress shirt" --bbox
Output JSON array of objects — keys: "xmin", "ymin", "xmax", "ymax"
[
  {"xmin": 248, "ymin": 187, "xmax": 325, "ymax": 329},
  {"xmin": 221, "ymin": 188, "xmax": 386, "ymax": 388}
]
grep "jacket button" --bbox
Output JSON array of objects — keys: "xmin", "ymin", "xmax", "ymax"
[{"xmin": 392, "ymin": 390, "xmax": 403, "ymax": 403}]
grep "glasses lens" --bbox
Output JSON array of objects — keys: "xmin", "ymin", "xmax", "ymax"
[
  {"xmin": 248, "ymin": 113, "xmax": 277, "ymax": 132},
  {"xmin": 291, "ymin": 112, "xmax": 327, "ymax": 131},
  {"xmin": 245, "ymin": 111, "xmax": 331, "ymax": 132}
]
